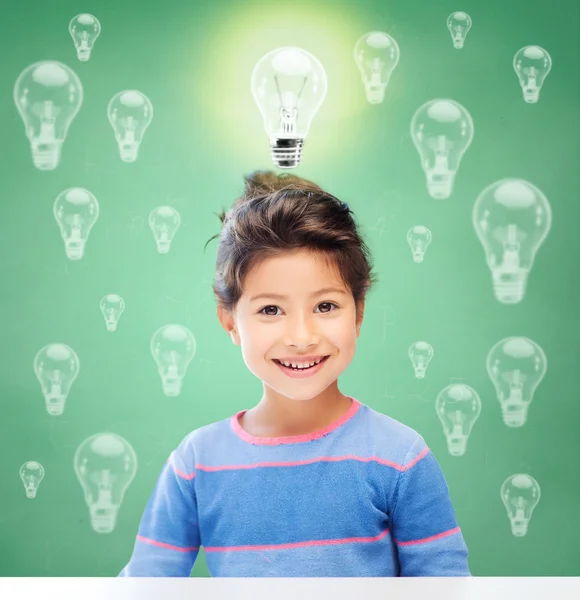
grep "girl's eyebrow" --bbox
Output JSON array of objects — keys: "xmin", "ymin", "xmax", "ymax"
[{"xmin": 250, "ymin": 287, "xmax": 348, "ymax": 302}]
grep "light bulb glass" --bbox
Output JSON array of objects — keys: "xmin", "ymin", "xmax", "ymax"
[
  {"xmin": 473, "ymin": 178, "xmax": 552, "ymax": 304},
  {"xmin": 100, "ymin": 294, "xmax": 126, "ymax": 332},
  {"xmin": 149, "ymin": 206, "xmax": 181, "ymax": 253},
  {"xmin": 513, "ymin": 46, "xmax": 552, "ymax": 104},
  {"xmin": 151, "ymin": 324, "xmax": 197, "ymax": 396},
  {"xmin": 447, "ymin": 12, "xmax": 472, "ymax": 49},
  {"xmin": 14, "ymin": 61, "xmax": 83, "ymax": 170},
  {"xmin": 19, "ymin": 461, "xmax": 45, "ymax": 499},
  {"xmin": 69, "ymin": 13, "xmax": 101, "ymax": 61},
  {"xmin": 107, "ymin": 90, "xmax": 153, "ymax": 162},
  {"xmin": 54, "ymin": 187, "xmax": 100, "ymax": 260},
  {"xmin": 408, "ymin": 341, "xmax": 434, "ymax": 378},
  {"xmin": 353, "ymin": 31, "xmax": 400, "ymax": 104},
  {"xmin": 435, "ymin": 384, "xmax": 481, "ymax": 456},
  {"xmin": 501, "ymin": 474, "xmax": 541, "ymax": 537},
  {"xmin": 411, "ymin": 99, "xmax": 474, "ymax": 199},
  {"xmin": 74, "ymin": 433, "xmax": 137, "ymax": 534},
  {"xmin": 33, "ymin": 343, "xmax": 80, "ymax": 416},
  {"xmin": 487, "ymin": 336, "xmax": 547, "ymax": 427},
  {"xmin": 407, "ymin": 225, "xmax": 432, "ymax": 263},
  {"xmin": 251, "ymin": 46, "xmax": 328, "ymax": 169}
]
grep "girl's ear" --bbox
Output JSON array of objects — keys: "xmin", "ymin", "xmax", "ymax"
[
  {"xmin": 356, "ymin": 301, "xmax": 365, "ymax": 335},
  {"xmin": 217, "ymin": 305, "xmax": 240, "ymax": 346}
]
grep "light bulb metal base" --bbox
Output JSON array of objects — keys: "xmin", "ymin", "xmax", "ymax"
[
  {"xmin": 522, "ymin": 89, "xmax": 540, "ymax": 104},
  {"xmin": 493, "ymin": 276, "xmax": 527, "ymax": 305},
  {"xmin": 76, "ymin": 49, "xmax": 91, "ymax": 61},
  {"xmin": 426, "ymin": 171, "xmax": 454, "ymax": 199},
  {"xmin": 271, "ymin": 138, "xmax": 304, "ymax": 169},
  {"xmin": 501, "ymin": 405, "xmax": 528, "ymax": 427},
  {"xmin": 446, "ymin": 435, "xmax": 467, "ymax": 456},
  {"xmin": 31, "ymin": 141, "xmax": 62, "ymax": 171},
  {"xmin": 118, "ymin": 142, "xmax": 139, "ymax": 163},
  {"xmin": 364, "ymin": 86, "xmax": 386, "ymax": 104}
]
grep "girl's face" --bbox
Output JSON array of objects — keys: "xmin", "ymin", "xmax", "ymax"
[{"xmin": 218, "ymin": 250, "xmax": 364, "ymax": 404}]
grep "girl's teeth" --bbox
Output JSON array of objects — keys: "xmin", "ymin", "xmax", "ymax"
[{"xmin": 280, "ymin": 357, "xmax": 323, "ymax": 369}]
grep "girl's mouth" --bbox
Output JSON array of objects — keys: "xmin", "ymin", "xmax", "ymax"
[{"xmin": 273, "ymin": 355, "xmax": 330, "ymax": 378}]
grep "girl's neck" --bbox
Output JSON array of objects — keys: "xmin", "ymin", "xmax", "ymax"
[{"xmin": 239, "ymin": 392, "xmax": 353, "ymax": 438}]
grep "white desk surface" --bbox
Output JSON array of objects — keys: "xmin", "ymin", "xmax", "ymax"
[{"xmin": 0, "ymin": 577, "xmax": 579, "ymax": 600}]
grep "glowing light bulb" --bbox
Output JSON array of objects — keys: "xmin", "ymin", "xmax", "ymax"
[
  {"xmin": 411, "ymin": 99, "xmax": 474, "ymax": 199},
  {"xmin": 151, "ymin": 325, "xmax": 196, "ymax": 396},
  {"xmin": 472, "ymin": 179, "xmax": 551, "ymax": 304},
  {"xmin": 513, "ymin": 46, "xmax": 552, "ymax": 104},
  {"xmin": 107, "ymin": 90, "xmax": 153, "ymax": 162},
  {"xmin": 408, "ymin": 341, "xmax": 434, "ymax": 378},
  {"xmin": 53, "ymin": 187, "xmax": 100, "ymax": 260},
  {"xmin": 353, "ymin": 31, "xmax": 400, "ymax": 104},
  {"xmin": 435, "ymin": 384, "xmax": 481, "ymax": 456},
  {"xmin": 100, "ymin": 294, "xmax": 126, "ymax": 332},
  {"xmin": 407, "ymin": 226, "xmax": 432, "ymax": 263},
  {"xmin": 251, "ymin": 47, "xmax": 328, "ymax": 169},
  {"xmin": 501, "ymin": 474, "xmax": 541, "ymax": 537},
  {"xmin": 19, "ymin": 461, "xmax": 45, "ymax": 499},
  {"xmin": 14, "ymin": 61, "xmax": 83, "ymax": 170},
  {"xmin": 487, "ymin": 336, "xmax": 547, "ymax": 427},
  {"xmin": 74, "ymin": 433, "xmax": 137, "ymax": 534},
  {"xmin": 447, "ymin": 12, "xmax": 472, "ymax": 49},
  {"xmin": 33, "ymin": 343, "xmax": 80, "ymax": 416},
  {"xmin": 149, "ymin": 206, "xmax": 181, "ymax": 253},
  {"xmin": 69, "ymin": 13, "xmax": 101, "ymax": 61}
]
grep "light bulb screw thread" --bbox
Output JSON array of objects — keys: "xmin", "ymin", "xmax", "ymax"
[{"xmin": 270, "ymin": 138, "xmax": 304, "ymax": 169}]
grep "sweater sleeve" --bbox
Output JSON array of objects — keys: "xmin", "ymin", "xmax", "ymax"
[
  {"xmin": 118, "ymin": 436, "xmax": 200, "ymax": 577},
  {"xmin": 390, "ymin": 436, "xmax": 471, "ymax": 577}
]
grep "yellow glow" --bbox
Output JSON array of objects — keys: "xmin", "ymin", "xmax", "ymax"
[{"xmin": 183, "ymin": 2, "xmax": 373, "ymax": 165}]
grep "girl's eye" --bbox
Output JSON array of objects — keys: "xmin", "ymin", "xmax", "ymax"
[{"xmin": 259, "ymin": 302, "xmax": 338, "ymax": 316}]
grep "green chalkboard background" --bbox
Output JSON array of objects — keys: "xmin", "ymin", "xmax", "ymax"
[{"xmin": 0, "ymin": 0, "xmax": 578, "ymax": 577}]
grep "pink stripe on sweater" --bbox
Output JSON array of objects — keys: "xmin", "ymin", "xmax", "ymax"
[
  {"xmin": 137, "ymin": 535, "xmax": 199, "ymax": 552},
  {"xmin": 168, "ymin": 448, "xmax": 431, "ymax": 480},
  {"xmin": 395, "ymin": 526, "xmax": 461, "ymax": 546},
  {"xmin": 195, "ymin": 449, "xmax": 430, "ymax": 473},
  {"xmin": 231, "ymin": 396, "xmax": 361, "ymax": 445},
  {"xmin": 204, "ymin": 528, "xmax": 391, "ymax": 553},
  {"xmin": 168, "ymin": 453, "xmax": 195, "ymax": 480}
]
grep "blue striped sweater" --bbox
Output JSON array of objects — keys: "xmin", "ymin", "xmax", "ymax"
[{"xmin": 119, "ymin": 397, "xmax": 471, "ymax": 577}]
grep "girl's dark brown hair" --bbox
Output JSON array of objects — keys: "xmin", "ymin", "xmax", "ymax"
[{"xmin": 204, "ymin": 170, "xmax": 379, "ymax": 317}]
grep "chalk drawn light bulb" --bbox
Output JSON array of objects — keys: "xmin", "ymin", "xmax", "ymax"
[
  {"xmin": 473, "ymin": 179, "xmax": 551, "ymax": 304},
  {"xmin": 501, "ymin": 474, "xmax": 541, "ymax": 537},
  {"xmin": 74, "ymin": 433, "xmax": 137, "ymax": 534},
  {"xmin": 487, "ymin": 336, "xmax": 547, "ymax": 428},
  {"xmin": 411, "ymin": 99, "xmax": 474, "ymax": 199},
  {"xmin": 408, "ymin": 341, "xmax": 434, "ymax": 378},
  {"xmin": 407, "ymin": 226, "xmax": 432, "ymax": 263},
  {"xmin": 513, "ymin": 46, "xmax": 552, "ymax": 104},
  {"xmin": 19, "ymin": 461, "xmax": 45, "ymax": 499},
  {"xmin": 14, "ymin": 60, "xmax": 83, "ymax": 170},
  {"xmin": 251, "ymin": 47, "xmax": 328, "ymax": 169},
  {"xmin": 447, "ymin": 12, "xmax": 472, "ymax": 49},
  {"xmin": 151, "ymin": 324, "xmax": 196, "ymax": 396},
  {"xmin": 69, "ymin": 14, "xmax": 101, "ymax": 61},
  {"xmin": 33, "ymin": 343, "xmax": 80, "ymax": 416},
  {"xmin": 353, "ymin": 31, "xmax": 400, "ymax": 104},
  {"xmin": 436, "ymin": 384, "xmax": 481, "ymax": 456},
  {"xmin": 100, "ymin": 294, "xmax": 125, "ymax": 332},
  {"xmin": 149, "ymin": 206, "xmax": 181, "ymax": 253},
  {"xmin": 107, "ymin": 90, "xmax": 153, "ymax": 162},
  {"xmin": 54, "ymin": 187, "xmax": 100, "ymax": 260}
]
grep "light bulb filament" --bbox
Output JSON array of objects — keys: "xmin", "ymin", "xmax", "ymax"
[
  {"xmin": 42, "ymin": 101, "xmax": 55, "ymax": 121},
  {"xmin": 274, "ymin": 74, "xmax": 308, "ymax": 136}
]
